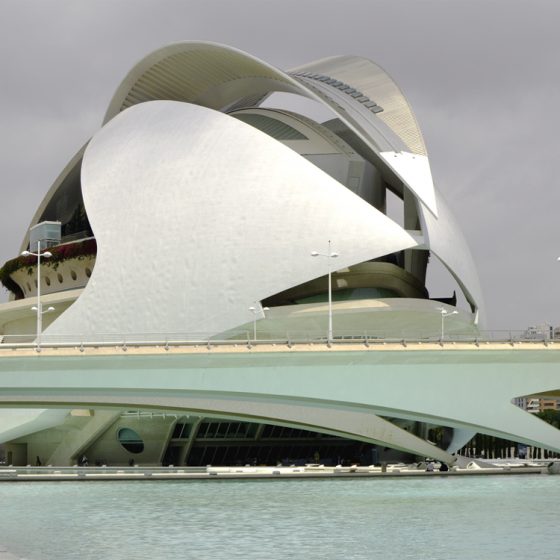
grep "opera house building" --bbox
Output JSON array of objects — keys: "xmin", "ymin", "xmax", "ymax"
[{"xmin": 2, "ymin": 41, "xmax": 547, "ymax": 468}]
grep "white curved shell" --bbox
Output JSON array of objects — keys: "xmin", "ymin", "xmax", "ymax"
[{"xmin": 46, "ymin": 101, "xmax": 417, "ymax": 338}]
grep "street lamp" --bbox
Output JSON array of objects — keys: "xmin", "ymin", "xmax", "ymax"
[
  {"xmin": 311, "ymin": 240, "xmax": 339, "ymax": 344},
  {"xmin": 249, "ymin": 305, "xmax": 270, "ymax": 341},
  {"xmin": 21, "ymin": 241, "xmax": 54, "ymax": 347},
  {"xmin": 438, "ymin": 307, "xmax": 458, "ymax": 340}
]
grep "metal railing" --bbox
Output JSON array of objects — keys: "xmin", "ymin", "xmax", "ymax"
[{"xmin": 0, "ymin": 329, "xmax": 557, "ymax": 351}]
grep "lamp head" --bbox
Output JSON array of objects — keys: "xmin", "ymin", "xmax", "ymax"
[
  {"xmin": 330, "ymin": 252, "xmax": 339, "ymax": 258},
  {"xmin": 21, "ymin": 250, "xmax": 31, "ymax": 257},
  {"xmin": 311, "ymin": 251, "xmax": 319, "ymax": 257},
  {"xmin": 43, "ymin": 251, "xmax": 52, "ymax": 258}
]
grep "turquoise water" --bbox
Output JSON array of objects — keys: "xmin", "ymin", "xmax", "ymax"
[{"xmin": 0, "ymin": 476, "xmax": 558, "ymax": 559}]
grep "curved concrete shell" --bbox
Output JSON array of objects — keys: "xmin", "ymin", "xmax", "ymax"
[{"xmin": 46, "ymin": 101, "xmax": 417, "ymax": 338}]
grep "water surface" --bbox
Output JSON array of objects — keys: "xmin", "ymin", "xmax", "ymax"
[{"xmin": 1, "ymin": 475, "xmax": 558, "ymax": 559}]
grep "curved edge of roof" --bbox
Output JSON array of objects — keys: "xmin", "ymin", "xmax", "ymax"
[
  {"xmin": 103, "ymin": 40, "xmax": 307, "ymax": 124},
  {"xmin": 290, "ymin": 54, "xmax": 428, "ymax": 157}
]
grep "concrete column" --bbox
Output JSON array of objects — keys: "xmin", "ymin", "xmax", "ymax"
[{"xmin": 178, "ymin": 417, "xmax": 202, "ymax": 466}]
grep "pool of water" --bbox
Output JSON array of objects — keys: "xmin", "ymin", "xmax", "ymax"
[{"xmin": 1, "ymin": 475, "xmax": 558, "ymax": 559}]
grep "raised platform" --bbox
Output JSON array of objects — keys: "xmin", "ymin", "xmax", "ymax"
[{"xmin": 0, "ymin": 461, "xmax": 555, "ymax": 482}]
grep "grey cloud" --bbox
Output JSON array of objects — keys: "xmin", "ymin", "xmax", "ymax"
[{"xmin": 1, "ymin": 0, "xmax": 558, "ymax": 330}]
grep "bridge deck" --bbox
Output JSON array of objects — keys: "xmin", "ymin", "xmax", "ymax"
[{"xmin": 1, "ymin": 338, "xmax": 560, "ymax": 457}]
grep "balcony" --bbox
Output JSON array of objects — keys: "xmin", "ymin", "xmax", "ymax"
[{"xmin": 0, "ymin": 238, "xmax": 96, "ymax": 299}]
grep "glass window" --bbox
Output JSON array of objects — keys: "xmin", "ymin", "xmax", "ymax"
[{"xmin": 117, "ymin": 427, "xmax": 144, "ymax": 454}]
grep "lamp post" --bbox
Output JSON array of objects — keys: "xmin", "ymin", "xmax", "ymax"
[
  {"xmin": 438, "ymin": 307, "xmax": 458, "ymax": 340},
  {"xmin": 249, "ymin": 305, "xmax": 270, "ymax": 341},
  {"xmin": 21, "ymin": 241, "xmax": 54, "ymax": 347},
  {"xmin": 311, "ymin": 240, "xmax": 339, "ymax": 344}
]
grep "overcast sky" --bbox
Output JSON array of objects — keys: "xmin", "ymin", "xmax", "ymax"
[{"xmin": 0, "ymin": 0, "xmax": 558, "ymax": 332}]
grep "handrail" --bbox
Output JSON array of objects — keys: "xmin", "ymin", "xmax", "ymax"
[{"xmin": 0, "ymin": 329, "xmax": 557, "ymax": 352}]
